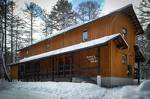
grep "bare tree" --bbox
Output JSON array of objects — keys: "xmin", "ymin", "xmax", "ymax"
[{"xmin": 76, "ymin": 0, "xmax": 101, "ymax": 23}]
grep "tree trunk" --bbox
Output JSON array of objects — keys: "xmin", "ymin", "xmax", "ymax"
[
  {"xmin": 11, "ymin": 1, "xmax": 14, "ymax": 63},
  {"xmin": 0, "ymin": 15, "xmax": 4, "ymax": 52},
  {"xmin": 4, "ymin": 0, "xmax": 7, "ymax": 63},
  {"xmin": 31, "ymin": 12, "xmax": 33, "ymax": 44},
  {"xmin": 15, "ymin": 29, "xmax": 18, "ymax": 62}
]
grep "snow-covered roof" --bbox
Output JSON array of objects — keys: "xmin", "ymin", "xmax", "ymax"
[
  {"xmin": 18, "ymin": 4, "xmax": 143, "ymax": 51},
  {"xmin": 18, "ymin": 33, "xmax": 128, "ymax": 63}
]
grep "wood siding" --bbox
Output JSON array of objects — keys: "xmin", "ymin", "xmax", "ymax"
[
  {"xmin": 110, "ymin": 12, "xmax": 136, "ymax": 78},
  {"xmin": 20, "ymin": 15, "xmax": 113, "ymax": 58},
  {"xmin": 10, "ymin": 65, "xmax": 18, "ymax": 80},
  {"xmin": 11, "ymin": 11, "xmax": 139, "ymax": 81},
  {"xmin": 100, "ymin": 44, "xmax": 111, "ymax": 77}
]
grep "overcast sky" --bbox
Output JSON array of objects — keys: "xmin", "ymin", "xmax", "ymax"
[{"xmin": 13, "ymin": 0, "xmax": 142, "ymax": 42}]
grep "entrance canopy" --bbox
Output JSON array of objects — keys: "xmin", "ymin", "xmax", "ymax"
[{"xmin": 17, "ymin": 33, "xmax": 128, "ymax": 64}]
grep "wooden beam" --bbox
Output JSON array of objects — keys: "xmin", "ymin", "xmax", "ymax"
[{"xmin": 70, "ymin": 53, "xmax": 74, "ymax": 81}]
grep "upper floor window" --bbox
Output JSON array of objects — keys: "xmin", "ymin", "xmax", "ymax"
[
  {"xmin": 25, "ymin": 50, "xmax": 29, "ymax": 57},
  {"xmin": 26, "ymin": 50, "xmax": 29, "ymax": 54},
  {"xmin": 82, "ymin": 31, "xmax": 88, "ymax": 41},
  {"xmin": 121, "ymin": 27, "xmax": 128, "ymax": 36},
  {"xmin": 45, "ymin": 44, "xmax": 50, "ymax": 51},
  {"xmin": 122, "ymin": 54, "xmax": 127, "ymax": 64}
]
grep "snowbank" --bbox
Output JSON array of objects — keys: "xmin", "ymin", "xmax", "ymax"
[
  {"xmin": 0, "ymin": 79, "xmax": 7, "ymax": 89},
  {"xmin": 138, "ymin": 80, "xmax": 150, "ymax": 91},
  {"xmin": 0, "ymin": 80, "xmax": 150, "ymax": 99},
  {"xmin": 121, "ymin": 80, "xmax": 150, "ymax": 99},
  {"xmin": 0, "ymin": 81, "xmax": 120, "ymax": 99},
  {"xmin": 2, "ymin": 82, "xmax": 107, "ymax": 99}
]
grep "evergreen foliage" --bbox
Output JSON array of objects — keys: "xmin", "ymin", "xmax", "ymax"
[
  {"xmin": 49, "ymin": 0, "xmax": 76, "ymax": 31},
  {"xmin": 24, "ymin": 2, "xmax": 43, "ymax": 44}
]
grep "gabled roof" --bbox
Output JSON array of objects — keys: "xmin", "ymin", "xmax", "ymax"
[
  {"xmin": 18, "ymin": 4, "xmax": 143, "ymax": 51},
  {"xmin": 15, "ymin": 33, "xmax": 128, "ymax": 64}
]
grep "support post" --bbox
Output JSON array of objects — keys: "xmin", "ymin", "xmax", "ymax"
[
  {"xmin": 63, "ymin": 56, "xmax": 65, "ymax": 77},
  {"xmin": 97, "ymin": 47, "xmax": 100, "ymax": 75},
  {"xmin": 70, "ymin": 53, "xmax": 74, "ymax": 82},
  {"xmin": 52, "ymin": 57, "xmax": 54, "ymax": 81}
]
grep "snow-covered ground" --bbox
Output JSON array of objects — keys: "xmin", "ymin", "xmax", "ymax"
[{"xmin": 0, "ymin": 80, "xmax": 150, "ymax": 99}]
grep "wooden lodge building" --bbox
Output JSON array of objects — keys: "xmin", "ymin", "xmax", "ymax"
[{"xmin": 10, "ymin": 4, "xmax": 145, "ymax": 87}]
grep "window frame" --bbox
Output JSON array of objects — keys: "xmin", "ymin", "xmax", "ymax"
[
  {"xmin": 121, "ymin": 27, "xmax": 128, "ymax": 36},
  {"xmin": 82, "ymin": 31, "xmax": 88, "ymax": 42}
]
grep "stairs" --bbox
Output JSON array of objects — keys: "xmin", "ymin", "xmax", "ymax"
[{"xmin": 0, "ymin": 49, "xmax": 11, "ymax": 81}]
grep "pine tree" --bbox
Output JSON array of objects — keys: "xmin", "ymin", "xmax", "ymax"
[
  {"xmin": 24, "ymin": 2, "xmax": 43, "ymax": 44},
  {"xmin": 137, "ymin": 0, "xmax": 150, "ymax": 79},
  {"xmin": 0, "ymin": 0, "xmax": 28, "ymax": 63},
  {"xmin": 0, "ymin": 0, "xmax": 14, "ymax": 63},
  {"xmin": 50, "ymin": 0, "xmax": 76, "ymax": 31},
  {"xmin": 42, "ymin": 10, "xmax": 54, "ymax": 36},
  {"xmin": 12, "ymin": 16, "xmax": 28, "ymax": 62},
  {"xmin": 146, "ymin": 24, "xmax": 150, "ymax": 40},
  {"xmin": 137, "ymin": 0, "xmax": 150, "ymax": 57},
  {"xmin": 138, "ymin": 0, "xmax": 150, "ymax": 27}
]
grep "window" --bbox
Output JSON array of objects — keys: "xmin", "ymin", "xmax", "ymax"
[
  {"xmin": 121, "ymin": 28, "xmax": 128, "ymax": 36},
  {"xmin": 82, "ymin": 31, "xmax": 88, "ymax": 41},
  {"xmin": 45, "ymin": 44, "xmax": 50, "ymax": 51},
  {"xmin": 122, "ymin": 54, "xmax": 127, "ymax": 64},
  {"xmin": 26, "ymin": 50, "xmax": 29, "ymax": 54},
  {"xmin": 25, "ymin": 50, "xmax": 29, "ymax": 57},
  {"xmin": 128, "ymin": 65, "xmax": 132, "ymax": 77}
]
